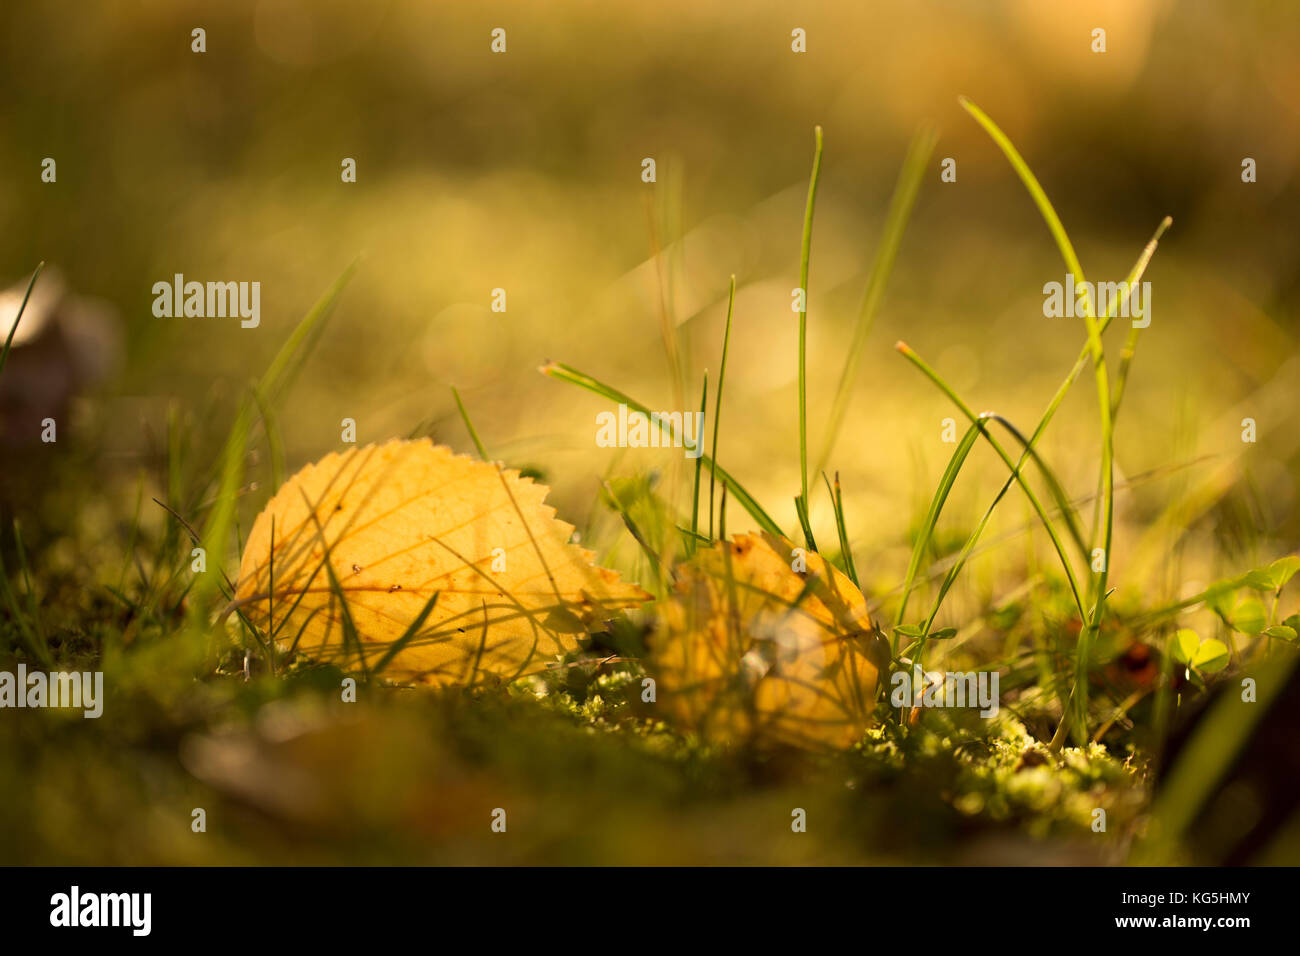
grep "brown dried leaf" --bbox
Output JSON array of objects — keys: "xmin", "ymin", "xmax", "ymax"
[{"xmin": 650, "ymin": 532, "xmax": 884, "ymax": 748}]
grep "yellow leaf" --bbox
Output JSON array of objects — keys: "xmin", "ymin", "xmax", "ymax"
[
  {"xmin": 232, "ymin": 439, "xmax": 649, "ymax": 685},
  {"xmin": 649, "ymin": 532, "xmax": 884, "ymax": 749}
]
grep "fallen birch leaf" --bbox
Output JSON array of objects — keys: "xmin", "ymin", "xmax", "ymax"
[
  {"xmin": 650, "ymin": 532, "xmax": 885, "ymax": 748},
  {"xmin": 232, "ymin": 439, "xmax": 649, "ymax": 685}
]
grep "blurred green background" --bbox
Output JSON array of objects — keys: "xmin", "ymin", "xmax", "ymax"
[
  {"xmin": 4, "ymin": 0, "xmax": 1298, "ymax": 586},
  {"xmin": 1, "ymin": 0, "xmax": 1298, "ymax": 864}
]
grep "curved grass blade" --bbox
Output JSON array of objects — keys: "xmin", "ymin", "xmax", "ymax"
[
  {"xmin": 896, "ymin": 341, "xmax": 1088, "ymax": 562},
  {"xmin": 961, "ymin": 97, "xmax": 1120, "ymax": 746},
  {"xmin": 912, "ymin": 413, "xmax": 1086, "ymax": 672},
  {"xmin": 959, "ymin": 97, "xmax": 1087, "ymax": 287},
  {"xmin": 817, "ymin": 127, "xmax": 936, "ymax": 475},
  {"xmin": 541, "ymin": 360, "xmax": 783, "ymax": 537}
]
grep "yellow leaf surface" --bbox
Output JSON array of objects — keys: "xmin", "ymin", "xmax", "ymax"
[
  {"xmin": 232, "ymin": 439, "xmax": 649, "ymax": 685},
  {"xmin": 650, "ymin": 532, "xmax": 884, "ymax": 749}
]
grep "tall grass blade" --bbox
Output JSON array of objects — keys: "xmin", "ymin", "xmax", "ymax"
[
  {"xmin": 961, "ymin": 97, "xmax": 1125, "ymax": 746},
  {"xmin": 709, "ymin": 276, "xmax": 736, "ymax": 540},
  {"xmin": 451, "ymin": 385, "xmax": 490, "ymax": 460},
  {"xmin": 797, "ymin": 126, "xmax": 824, "ymax": 547},
  {"xmin": 896, "ymin": 341, "xmax": 1088, "ymax": 562},
  {"xmin": 689, "ymin": 372, "xmax": 707, "ymax": 554},
  {"xmin": 0, "ymin": 262, "xmax": 43, "ymax": 381},
  {"xmin": 190, "ymin": 261, "xmax": 359, "ymax": 633},
  {"xmin": 255, "ymin": 257, "xmax": 359, "ymax": 408},
  {"xmin": 541, "ymin": 360, "xmax": 783, "ymax": 537},
  {"xmin": 894, "ymin": 421, "xmax": 982, "ymax": 647},
  {"xmin": 817, "ymin": 128, "xmax": 936, "ymax": 475},
  {"xmin": 823, "ymin": 471, "xmax": 859, "ymax": 587}
]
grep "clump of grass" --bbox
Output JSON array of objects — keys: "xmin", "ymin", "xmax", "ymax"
[
  {"xmin": 4, "ymin": 105, "xmax": 1296, "ymax": 867},
  {"xmin": 542, "ymin": 102, "xmax": 1293, "ymax": 785}
]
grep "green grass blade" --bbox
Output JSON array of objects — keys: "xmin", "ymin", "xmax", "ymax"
[
  {"xmin": 188, "ymin": 400, "xmax": 252, "ymax": 630},
  {"xmin": 0, "ymin": 262, "xmax": 44, "ymax": 381},
  {"xmin": 13, "ymin": 521, "xmax": 45, "ymax": 650},
  {"xmin": 372, "ymin": 591, "xmax": 440, "ymax": 677},
  {"xmin": 165, "ymin": 404, "xmax": 185, "ymax": 530},
  {"xmin": 451, "ymin": 385, "xmax": 490, "ymax": 460},
  {"xmin": 251, "ymin": 387, "xmax": 286, "ymax": 493},
  {"xmin": 709, "ymin": 275, "xmax": 736, "ymax": 540},
  {"xmin": 298, "ymin": 488, "xmax": 370, "ymax": 679},
  {"xmin": 794, "ymin": 493, "xmax": 817, "ymax": 554},
  {"xmin": 797, "ymin": 126, "xmax": 824, "ymax": 542},
  {"xmin": 1111, "ymin": 216, "xmax": 1173, "ymax": 418},
  {"xmin": 255, "ymin": 257, "xmax": 359, "ymax": 408},
  {"xmin": 601, "ymin": 479, "xmax": 668, "ymax": 585},
  {"xmin": 893, "ymin": 344, "xmax": 1091, "ymax": 629},
  {"xmin": 894, "ymin": 420, "xmax": 982, "ymax": 648},
  {"xmin": 0, "ymin": 520, "xmax": 53, "ymax": 668},
  {"xmin": 962, "ymin": 97, "xmax": 1126, "ymax": 746},
  {"xmin": 817, "ymin": 127, "xmax": 936, "ymax": 475},
  {"xmin": 823, "ymin": 471, "xmax": 859, "ymax": 588},
  {"xmin": 896, "ymin": 340, "xmax": 1088, "ymax": 563},
  {"xmin": 191, "ymin": 261, "xmax": 359, "ymax": 634},
  {"xmin": 912, "ymin": 411, "xmax": 1091, "ymax": 670},
  {"xmin": 323, "ymin": 556, "xmax": 368, "ymax": 678},
  {"xmin": 265, "ymin": 517, "xmax": 277, "ymax": 673},
  {"xmin": 541, "ymin": 360, "xmax": 784, "ymax": 537},
  {"xmin": 689, "ymin": 371, "xmax": 707, "ymax": 554},
  {"xmin": 986, "ymin": 215, "xmax": 1174, "ymax": 515},
  {"xmin": 677, "ymin": 525, "xmax": 711, "ymax": 547},
  {"xmin": 959, "ymin": 97, "xmax": 1086, "ymax": 285}
]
